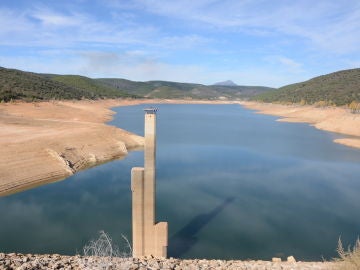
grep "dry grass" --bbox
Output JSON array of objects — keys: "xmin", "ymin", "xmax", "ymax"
[
  {"xmin": 334, "ymin": 237, "xmax": 360, "ymax": 270},
  {"xmin": 82, "ymin": 231, "xmax": 132, "ymax": 270}
]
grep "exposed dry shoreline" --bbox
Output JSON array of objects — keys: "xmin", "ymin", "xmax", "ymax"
[
  {"xmin": 0, "ymin": 99, "xmax": 147, "ymax": 196},
  {"xmin": 0, "ymin": 99, "xmax": 351, "ymax": 268},
  {"xmin": 2, "ymin": 99, "xmax": 359, "ymax": 196},
  {"xmin": 0, "ymin": 99, "xmax": 233, "ymax": 196},
  {"xmin": 240, "ymin": 101, "xmax": 360, "ymax": 150}
]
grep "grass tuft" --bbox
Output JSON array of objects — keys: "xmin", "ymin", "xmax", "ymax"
[
  {"xmin": 82, "ymin": 231, "xmax": 132, "ymax": 269},
  {"xmin": 334, "ymin": 237, "xmax": 360, "ymax": 270}
]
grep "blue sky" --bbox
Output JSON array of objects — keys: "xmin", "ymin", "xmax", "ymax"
[{"xmin": 0, "ymin": 0, "xmax": 359, "ymax": 87}]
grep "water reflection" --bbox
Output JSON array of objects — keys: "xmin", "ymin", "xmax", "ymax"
[
  {"xmin": 0, "ymin": 155, "xmax": 139, "ymax": 255},
  {"xmin": 169, "ymin": 197, "xmax": 235, "ymax": 257},
  {"xmin": 0, "ymin": 104, "xmax": 360, "ymax": 261}
]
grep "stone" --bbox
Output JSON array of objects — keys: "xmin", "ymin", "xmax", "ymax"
[
  {"xmin": 0, "ymin": 253, "xmax": 337, "ymax": 269},
  {"xmin": 287, "ymin": 255, "xmax": 296, "ymax": 263},
  {"xmin": 272, "ymin": 257, "xmax": 282, "ymax": 262}
]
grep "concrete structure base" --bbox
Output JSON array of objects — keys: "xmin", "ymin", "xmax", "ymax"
[{"xmin": 131, "ymin": 108, "xmax": 168, "ymax": 258}]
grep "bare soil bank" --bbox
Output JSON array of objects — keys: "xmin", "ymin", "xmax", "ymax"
[
  {"xmin": 2, "ymin": 99, "xmax": 358, "ymax": 195},
  {"xmin": 240, "ymin": 101, "xmax": 360, "ymax": 150},
  {"xmin": 0, "ymin": 99, "xmax": 233, "ymax": 196},
  {"xmin": 0, "ymin": 99, "xmax": 146, "ymax": 196}
]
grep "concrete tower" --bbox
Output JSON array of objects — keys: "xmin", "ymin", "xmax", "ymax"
[{"xmin": 131, "ymin": 108, "xmax": 168, "ymax": 258}]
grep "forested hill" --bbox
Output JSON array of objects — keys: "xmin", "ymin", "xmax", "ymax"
[
  {"xmin": 2, "ymin": 66, "xmax": 359, "ymax": 105},
  {"xmin": 252, "ymin": 68, "xmax": 360, "ymax": 106},
  {"xmin": 96, "ymin": 78, "xmax": 273, "ymax": 99},
  {"xmin": 0, "ymin": 66, "xmax": 273, "ymax": 102},
  {"xmin": 0, "ymin": 67, "xmax": 134, "ymax": 102}
]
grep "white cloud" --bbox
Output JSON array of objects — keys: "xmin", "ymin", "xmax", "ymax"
[
  {"xmin": 0, "ymin": 9, "xmax": 33, "ymax": 37},
  {"xmin": 0, "ymin": 7, "xmax": 158, "ymax": 48},
  {"xmin": 159, "ymin": 34, "xmax": 210, "ymax": 50},
  {"xmin": 0, "ymin": 5, "xmax": 210, "ymax": 53},
  {"xmin": 75, "ymin": 51, "xmax": 307, "ymax": 87},
  {"xmin": 0, "ymin": 49, "xmax": 309, "ymax": 87},
  {"xmin": 0, "ymin": 54, "xmax": 84, "ymax": 75},
  {"xmin": 126, "ymin": 0, "xmax": 360, "ymax": 54},
  {"xmin": 30, "ymin": 9, "xmax": 84, "ymax": 26},
  {"xmin": 278, "ymin": 57, "xmax": 301, "ymax": 69},
  {"xmin": 265, "ymin": 55, "xmax": 304, "ymax": 74},
  {"xmin": 0, "ymin": 1, "xmax": 358, "ymax": 87},
  {"xmin": 77, "ymin": 51, "xmax": 201, "ymax": 81}
]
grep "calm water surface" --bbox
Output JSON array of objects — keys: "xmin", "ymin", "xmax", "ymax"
[{"xmin": 1, "ymin": 104, "xmax": 360, "ymax": 260}]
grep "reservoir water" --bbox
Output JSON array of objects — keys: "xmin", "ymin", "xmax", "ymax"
[{"xmin": 1, "ymin": 104, "xmax": 360, "ymax": 261}]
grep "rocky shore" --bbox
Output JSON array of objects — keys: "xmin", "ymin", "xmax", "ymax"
[{"xmin": 0, "ymin": 253, "xmax": 336, "ymax": 270}]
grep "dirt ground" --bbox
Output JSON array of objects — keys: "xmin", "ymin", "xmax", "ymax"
[{"xmin": 0, "ymin": 99, "xmax": 145, "ymax": 196}]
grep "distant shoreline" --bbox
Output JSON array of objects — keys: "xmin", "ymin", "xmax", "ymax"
[
  {"xmin": 0, "ymin": 99, "xmax": 236, "ymax": 196},
  {"xmin": 0, "ymin": 99, "xmax": 355, "ymax": 268},
  {"xmin": 1, "ymin": 99, "xmax": 359, "ymax": 196},
  {"xmin": 240, "ymin": 101, "xmax": 360, "ymax": 150},
  {"xmin": 0, "ymin": 99, "xmax": 146, "ymax": 196}
]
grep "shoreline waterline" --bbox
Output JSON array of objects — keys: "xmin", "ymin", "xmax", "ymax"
[
  {"xmin": 0, "ymin": 99, "xmax": 145, "ymax": 196},
  {"xmin": 240, "ymin": 101, "xmax": 360, "ymax": 150},
  {"xmin": 0, "ymin": 99, "xmax": 237, "ymax": 196},
  {"xmin": 1, "ymin": 99, "xmax": 359, "ymax": 196},
  {"xmin": 1, "ymin": 100, "xmax": 359, "ymax": 264}
]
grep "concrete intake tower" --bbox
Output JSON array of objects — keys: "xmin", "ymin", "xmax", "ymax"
[{"xmin": 131, "ymin": 108, "xmax": 168, "ymax": 258}]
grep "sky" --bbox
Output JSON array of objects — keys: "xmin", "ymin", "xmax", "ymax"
[{"xmin": 0, "ymin": 0, "xmax": 359, "ymax": 87}]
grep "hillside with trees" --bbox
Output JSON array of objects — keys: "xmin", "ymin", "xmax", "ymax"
[
  {"xmin": 253, "ymin": 68, "xmax": 360, "ymax": 107},
  {"xmin": 0, "ymin": 66, "xmax": 273, "ymax": 102},
  {"xmin": 2, "ymin": 66, "xmax": 359, "ymax": 107},
  {"xmin": 97, "ymin": 78, "xmax": 273, "ymax": 99},
  {"xmin": 0, "ymin": 67, "xmax": 87, "ymax": 102},
  {"xmin": 45, "ymin": 74, "xmax": 135, "ymax": 99},
  {"xmin": 0, "ymin": 67, "xmax": 134, "ymax": 102}
]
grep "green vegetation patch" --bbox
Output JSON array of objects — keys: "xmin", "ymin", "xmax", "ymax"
[
  {"xmin": 253, "ymin": 68, "xmax": 360, "ymax": 106},
  {"xmin": 0, "ymin": 67, "xmax": 135, "ymax": 102},
  {"xmin": 51, "ymin": 75, "xmax": 134, "ymax": 99},
  {"xmin": 0, "ymin": 67, "xmax": 89, "ymax": 102},
  {"xmin": 0, "ymin": 66, "xmax": 273, "ymax": 102},
  {"xmin": 96, "ymin": 78, "xmax": 154, "ymax": 97}
]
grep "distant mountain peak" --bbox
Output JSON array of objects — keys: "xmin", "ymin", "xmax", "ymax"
[{"xmin": 213, "ymin": 80, "xmax": 238, "ymax": 86}]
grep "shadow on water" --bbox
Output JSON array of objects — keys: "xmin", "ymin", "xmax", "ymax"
[{"xmin": 168, "ymin": 197, "xmax": 235, "ymax": 258}]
